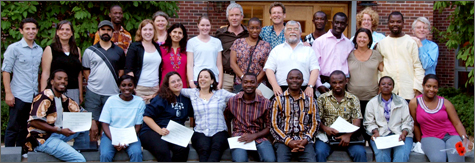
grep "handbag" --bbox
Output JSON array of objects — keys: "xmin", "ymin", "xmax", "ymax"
[{"xmin": 232, "ymin": 39, "xmax": 260, "ymax": 93}]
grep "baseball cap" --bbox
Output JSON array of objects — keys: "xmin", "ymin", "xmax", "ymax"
[{"xmin": 98, "ymin": 20, "xmax": 114, "ymax": 30}]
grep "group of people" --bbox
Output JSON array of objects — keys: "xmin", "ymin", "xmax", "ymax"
[{"xmin": 2, "ymin": 2, "xmax": 473, "ymax": 162}]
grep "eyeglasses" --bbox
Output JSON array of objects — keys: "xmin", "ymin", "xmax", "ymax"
[
  {"xmin": 362, "ymin": 19, "xmax": 372, "ymax": 22},
  {"xmin": 285, "ymin": 27, "xmax": 300, "ymax": 31},
  {"xmin": 415, "ymin": 26, "xmax": 429, "ymax": 30}
]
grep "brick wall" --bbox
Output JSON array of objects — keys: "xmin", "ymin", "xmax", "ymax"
[
  {"xmin": 168, "ymin": 1, "xmax": 229, "ymax": 37},
  {"xmin": 432, "ymin": 6, "xmax": 456, "ymax": 88}
]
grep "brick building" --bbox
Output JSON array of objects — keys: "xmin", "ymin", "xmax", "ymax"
[{"xmin": 166, "ymin": 1, "xmax": 472, "ymax": 90}]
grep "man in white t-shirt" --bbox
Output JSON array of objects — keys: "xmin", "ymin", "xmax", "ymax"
[{"xmin": 264, "ymin": 20, "xmax": 320, "ymax": 98}]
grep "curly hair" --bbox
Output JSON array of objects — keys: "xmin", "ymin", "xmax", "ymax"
[{"xmin": 356, "ymin": 7, "xmax": 379, "ymax": 31}]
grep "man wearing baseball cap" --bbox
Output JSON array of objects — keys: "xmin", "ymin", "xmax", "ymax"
[{"xmin": 82, "ymin": 20, "xmax": 126, "ymax": 140}]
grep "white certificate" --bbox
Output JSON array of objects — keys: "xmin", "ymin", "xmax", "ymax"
[
  {"xmin": 109, "ymin": 126, "xmax": 138, "ymax": 146},
  {"xmin": 257, "ymin": 83, "xmax": 274, "ymax": 99},
  {"xmin": 329, "ymin": 116, "xmax": 360, "ymax": 133},
  {"xmin": 227, "ymin": 136, "xmax": 257, "ymax": 150},
  {"xmin": 62, "ymin": 112, "xmax": 91, "ymax": 132},
  {"xmin": 162, "ymin": 120, "xmax": 194, "ymax": 147},
  {"xmin": 374, "ymin": 134, "xmax": 405, "ymax": 149}
]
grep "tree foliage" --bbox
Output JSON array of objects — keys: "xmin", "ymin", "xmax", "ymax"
[
  {"xmin": 433, "ymin": 1, "xmax": 474, "ymax": 86},
  {"xmin": 1, "ymin": 1, "xmax": 179, "ymax": 57}
]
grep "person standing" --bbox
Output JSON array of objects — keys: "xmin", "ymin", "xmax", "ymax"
[
  {"xmin": 160, "ymin": 23, "xmax": 189, "ymax": 88},
  {"xmin": 376, "ymin": 11, "xmax": 425, "ymax": 101},
  {"xmin": 83, "ymin": 20, "xmax": 126, "ymax": 140},
  {"xmin": 304, "ymin": 11, "xmax": 328, "ymax": 46},
  {"xmin": 40, "ymin": 20, "xmax": 83, "ymax": 104},
  {"xmin": 125, "ymin": 19, "xmax": 162, "ymax": 104},
  {"xmin": 351, "ymin": 7, "xmax": 386, "ymax": 49},
  {"xmin": 411, "ymin": 17, "xmax": 439, "ymax": 75},
  {"xmin": 2, "ymin": 18, "xmax": 43, "ymax": 150},
  {"xmin": 215, "ymin": 3, "xmax": 249, "ymax": 92},
  {"xmin": 260, "ymin": 2, "xmax": 287, "ymax": 49},
  {"xmin": 93, "ymin": 5, "xmax": 132, "ymax": 53},
  {"xmin": 225, "ymin": 73, "xmax": 275, "ymax": 162}
]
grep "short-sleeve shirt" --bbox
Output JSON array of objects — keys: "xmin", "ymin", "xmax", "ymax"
[
  {"xmin": 140, "ymin": 94, "xmax": 193, "ymax": 135},
  {"xmin": 82, "ymin": 43, "xmax": 125, "ymax": 96},
  {"xmin": 224, "ymin": 92, "xmax": 271, "ymax": 144},
  {"xmin": 1, "ymin": 38, "xmax": 43, "ymax": 102},
  {"xmin": 160, "ymin": 46, "xmax": 188, "ymax": 88},
  {"xmin": 186, "ymin": 37, "xmax": 223, "ymax": 82},
  {"xmin": 230, "ymin": 38, "xmax": 271, "ymax": 84},
  {"xmin": 25, "ymin": 89, "xmax": 81, "ymax": 151},
  {"xmin": 93, "ymin": 26, "xmax": 132, "ymax": 53},
  {"xmin": 259, "ymin": 25, "xmax": 286, "ymax": 49},
  {"xmin": 180, "ymin": 88, "xmax": 235, "ymax": 137},
  {"xmin": 347, "ymin": 50, "xmax": 383, "ymax": 101},
  {"xmin": 317, "ymin": 91, "xmax": 363, "ymax": 128},
  {"xmin": 99, "ymin": 95, "xmax": 145, "ymax": 128}
]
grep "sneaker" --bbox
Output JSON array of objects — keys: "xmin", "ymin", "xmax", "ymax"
[{"xmin": 22, "ymin": 153, "xmax": 28, "ymax": 158}]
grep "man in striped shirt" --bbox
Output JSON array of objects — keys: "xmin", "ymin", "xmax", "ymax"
[
  {"xmin": 270, "ymin": 69, "xmax": 319, "ymax": 162},
  {"xmin": 225, "ymin": 73, "xmax": 275, "ymax": 162}
]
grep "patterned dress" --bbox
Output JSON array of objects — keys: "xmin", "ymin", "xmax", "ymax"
[
  {"xmin": 230, "ymin": 38, "xmax": 271, "ymax": 84},
  {"xmin": 160, "ymin": 46, "xmax": 188, "ymax": 88}
]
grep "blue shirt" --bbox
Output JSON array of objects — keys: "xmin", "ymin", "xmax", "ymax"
[
  {"xmin": 1, "ymin": 38, "xmax": 43, "ymax": 103},
  {"xmin": 140, "ymin": 94, "xmax": 193, "ymax": 135},
  {"xmin": 419, "ymin": 39, "xmax": 439, "ymax": 75},
  {"xmin": 99, "ymin": 95, "xmax": 145, "ymax": 128},
  {"xmin": 259, "ymin": 25, "xmax": 286, "ymax": 49}
]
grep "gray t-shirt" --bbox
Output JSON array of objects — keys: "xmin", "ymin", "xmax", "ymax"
[
  {"xmin": 82, "ymin": 43, "xmax": 125, "ymax": 96},
  {"xmin": 347, "ymin": 50, "xmax": 383, "ymax": 100}
]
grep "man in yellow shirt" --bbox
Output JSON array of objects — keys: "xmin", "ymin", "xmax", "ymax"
[{"xmin": 376, "ymin": 11, "xmax": 424, "ymax": 102}]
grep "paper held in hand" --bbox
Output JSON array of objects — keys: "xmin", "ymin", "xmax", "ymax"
[
  {"xmin": 109, "ymin": 126, "xmax": 138, "ymax": 146},
  {"xmin": 161, "ymin": 120, "xmax": 194, "ymax": 148},
  {"xmin": 374, "ymin": 134, "xmax": 405, "ymax": 149},
  {"xmin": 227, "ymin": 136, "xmax": 257, "ymax": 150},
  {"xmin": 62, "ymin": 112, "xmax": 91, "ymax": 132},
  {"xmin": 329, "ymin": 116, "xmax": 360, "ymax": 133},
  {"xmin": 257, "ymin": 83, "xmax": 273, "ymax": 99}
]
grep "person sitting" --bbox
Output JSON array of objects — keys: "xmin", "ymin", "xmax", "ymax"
[
  {"xmin": 139, "ymin": 72, "xmax": 193, "ymax": 162},
  {"xmin": 24, "ymin": 69, "xmax": 98, "ymax": 162},
  {"xmin": 364, "ymin": 76, "xmax": 413, "ymax": 162},
  {"xmin": 99, "ymin": 75, "xmax": 145, "ymax": 162}
]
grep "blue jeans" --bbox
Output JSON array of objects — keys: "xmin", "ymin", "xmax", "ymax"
[
  {"xmin": 34, "ymin": 131, "xmax": 89, "ymax": 162},
  {"xmin": 274, "ymin": 142, "xmax": 316, "ymax": 162},
  {"xmin": 369, "ymin": 136, "xmax": 413, "ymax": 162},
  {"xmin": 231, "ymin": 140, "xmax": 276, "ymax": 162},
  {"xmin": 100, "ymin": 134, "xmax": 142, "ymax": 162},
  {"xmin": 314, "ymin": 140, "xmax": 367, "ymax": 162}
]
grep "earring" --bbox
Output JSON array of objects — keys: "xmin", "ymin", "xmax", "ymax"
[{"xmin": 211, "ymin": 84, "xmax": 213, "ymax": 88}]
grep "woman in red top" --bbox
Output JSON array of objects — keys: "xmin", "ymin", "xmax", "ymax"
[{"xmin": 160, "ymin": 23, "xmax": 188, "ymax": 88}]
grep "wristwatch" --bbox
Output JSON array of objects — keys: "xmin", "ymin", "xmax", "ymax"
[
  {"xmin": 240, "ymin": 74, "xmax": 244, "ymax": 79},
  {"xmin": 56, "ymin": 127, "xmax": 62, "ymax": 133},
  {"xmin": 309, "ymin": 85, "xmax": 314, "ymax": 88},
  {"xmin": 462, "ymin": 135, "xmax": 469, "ymax": 140}
]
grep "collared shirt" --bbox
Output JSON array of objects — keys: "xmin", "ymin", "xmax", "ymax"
[
  {"xmin": 312, "ymin": 30, "xmax": 353, "ymax": 88},
  {"xmin": 1, "ymin": 38, "xmax": 43, "ymax": 102},
  {"xmin": 419, "ymin": 39, "xmax": 439, "ymax": 75},
  {"xmin": 304, "ymin": 33, "xmax": 316, "ymax": 46},
  {"xmin": 230, "ymin": 38, "xmax": 271, "ymax": 84},
  {"xmin": 225, "ymin": 92, "xmax": 271, "ymax": 144},
  {"xmin": 25, "ymin": 89, "xmax": 82, "ymax": 151},
  {"xmin": 215, "ymin": 25, "xmax": 249, "ymax": 73},
  {"xmin": 181, "ymin": 88, "xmax": 235, "ymax": 137},
  {"xmin": 350, "ymin": 31, "xmax": 386, "ymax": 50},
  {"xmin": 259, "ymin": 25, "xmax": 286, "ymax": 49},
  {"xmin": 317, "ymin": 91, "xmax": 362, "ymax": 128},
  {"xmin": 94, "ymin": 26, "xmax": 132, "ymax": 53},
  {"xmin": 263, "ymin": 41, "xmax": 320, "ymax": 86},
  {"xmin": 376, "ymin": 35, "xmax": 424, "ymax": 99},
  {"xmin": 270, "ymin": 89, "xmax": 319, "ymax": 145}
]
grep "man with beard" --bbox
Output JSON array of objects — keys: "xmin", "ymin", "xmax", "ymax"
[
  {"xmin": 304, "ymin": 11, "xmax": 328, "ymax": 46},
  {"xmin": 2, "ymin": 18, "xmax": 43, "ymax": 154},
  {"xmin": 270, "ymin": 69, "xmax": 319, "ymax": 162},
  {"xmin": 315, "ymin": 70, "xmax": 366, "ymax": 162},
  {"xmin": 376, "ymin": 11, "xmax": 424, "ymax": 102},
  {"xmin": 224, "ymin": 73, "xmax": 275, "ymax": 162},
  {"xmin": 24, "ymin": 69, "xmax": 98, "ymax": 162},
  {"xmin": 264, "ymin": 20, "xmax": 320, "ymax": 99},
  {"xmin": 93, "ymin": 5, "xmax": 132, "ymax": 53},
  {"xmin": 82, "ymin": 20, "xmax": 125, "ymax": 140},
  {"xmin": 312, "ymin": 12, "xmax": 353, "ymax": 95}
]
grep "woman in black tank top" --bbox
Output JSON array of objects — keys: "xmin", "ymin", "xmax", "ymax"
[{"xmin": 40, "ymin": 20, "xmax": 83, "ymax": 104}]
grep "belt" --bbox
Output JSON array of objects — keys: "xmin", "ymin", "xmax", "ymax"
[{"xmin": 224, "ymin": 70, "xmax": 235, "ymax": 75}]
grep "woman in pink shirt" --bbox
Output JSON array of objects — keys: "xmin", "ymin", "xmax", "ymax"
[
  {"xmin": 160, "ymin": 23, "xmax": 188, "ymax": 88},
  {"xmin": 409, "ymin": 74, "xmax": 473, "ymax": 162}
]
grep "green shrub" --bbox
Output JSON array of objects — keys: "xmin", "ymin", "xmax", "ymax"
[
  {"xmin": 438, "ymin": 87, "xmax": 474, "ymax": 137},
  {"xmin": 1, "ymin": 101, "xmax": 9, "ymax": 138}
]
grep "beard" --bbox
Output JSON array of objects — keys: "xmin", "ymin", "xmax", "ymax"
[
  {"xmin": 100, "ymin": 33, "xmax": 111, "ymax": 41},
  {"xmin": 287, "ymin": 37, "xmax": 299, "ymax": 44}
]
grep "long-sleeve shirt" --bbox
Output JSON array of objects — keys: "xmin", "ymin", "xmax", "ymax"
[
  {"xmin": 418, "ymin": 39, "xmax": 439, "ymax": 75},
  {"xmin": 224, "ymin": 92, "xmax": 271, "ymax": 144},
  {"xmin": 270, "ymin": 90, "xmax": 319, "ymax": 145},
  {"xmin": 312, "ymin": 30, "xmax": 353, "ymax": 88},
  {"xmin": 181, "ymin": 88, "xmax": 235, "ymax": 137},
  {"xmin": 376, "ymin": 35, "xmax": 425, "ymax": 100},
  {"xmin": 1, "ymin": 38, "xmax": 43, "ymax": 102}
]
